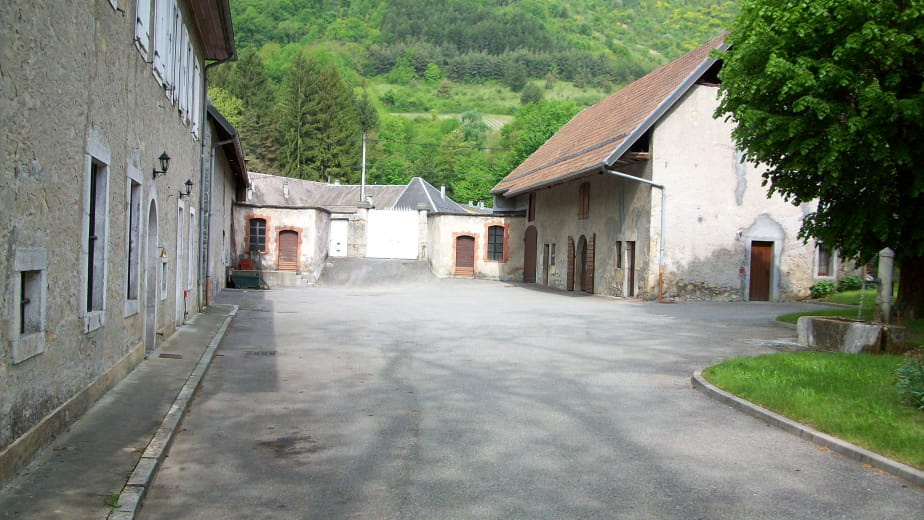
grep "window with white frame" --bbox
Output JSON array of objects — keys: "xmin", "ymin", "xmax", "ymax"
[
  {"xmin": 188, "ymin": 209, "xmax": 196, "ymax": 290},
  {"xmin": 125, "ymin": 173, "xmax": 142, "ymax": 315},
  {"xmin": 151, "ymin": 0, "xmax": 173, "ymax": 86},
  {"xmin": 10, "ymin": 247, "xmax": 48, "ymax": 364},
  {"xmin": 82, "ymin": 132, "xmax": 111, "ymax": 333}
]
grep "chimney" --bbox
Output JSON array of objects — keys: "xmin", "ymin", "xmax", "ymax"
[
  {"xmin": 440, "ymin": 185, "xmax": 446, "ymax": 199},
  {"xmin": 468, "ymin": 200, "xmax": 474, "ymax": 206},
  {"xmin": 283, "ymin": 179, "xmax": 289, "ymax": 199}
]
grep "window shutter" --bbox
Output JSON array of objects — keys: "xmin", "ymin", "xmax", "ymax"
[
  {"xmin": 171, "ymin": 4, "xmax": 181, "ymax": 105},
  {"xmin": 152, "ymin": 0, "xmax": 171, "ymax": 84},
  {"xmin": 183, "ymin": 27, "xmax": 192, "ymax": 124},
  {"xmin": 191, "ymin": 60, "xmax": 201, "ymax": 137},
  {"xmin": 134, "ymin": 0, "xmax": 151, "ymax": 57}
]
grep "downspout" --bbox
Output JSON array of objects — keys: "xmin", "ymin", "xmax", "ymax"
[
  {"xmin": 198, "ymin": 53, "xmax": 236, "ymax": 309},
  {"xmin": 604, "ymin": 167, "xmax": 666, "ymax": 302}
]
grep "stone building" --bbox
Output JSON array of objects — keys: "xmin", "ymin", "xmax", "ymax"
[
  {"xmin": 492, "ymin": 34, "xmax": 848, "ymax": 301},
  {"xmin": 232, "ymin": 174, "xmax": 525, "ymax": 284},
  {"xmin": 0, "ymin": 0, "xmax": 240, "ymax": 482}
]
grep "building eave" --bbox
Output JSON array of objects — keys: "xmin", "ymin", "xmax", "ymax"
[{"xmin": 188, "ymin": 0, "xmax": 235, "ymax": 61}]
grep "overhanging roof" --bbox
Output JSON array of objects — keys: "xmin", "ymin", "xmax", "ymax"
[
  {"xmin": 207, "ymin": 103, "xmax": 248, "ymax": 188},
  {"xmin": 188, "ymin": 0, "xmax": 235, "ymax": 61},
  {"xmin": 492, "ymin": 32, "xmax": 728, "ymax": 198}
]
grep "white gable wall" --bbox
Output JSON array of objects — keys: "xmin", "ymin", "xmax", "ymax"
[{"xmin": 649, "ymin": 84, "xmax": 816, "ymax": 300}]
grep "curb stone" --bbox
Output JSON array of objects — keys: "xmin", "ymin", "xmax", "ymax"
[
  {"xmin": 692, "ymin": 370, "xmax": 924, "ymax": 488},
  {"xmin": 106, "ymin": 305, "xmax": 238, "ymax": 520}
]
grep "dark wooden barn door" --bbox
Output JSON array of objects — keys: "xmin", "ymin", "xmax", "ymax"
[
  {"xmin": 523, "ymin": 226, "xmax": 537, "ymax": 283},
  {"xmin": 626, "ymin": 241, "xmax": 635, "ymax": 297},
  {"xmin": 581, "ymin": 233, "xmax": 595, "ymax": 293},
  {"xmin": 455, "ymin": 235, "xmax": 475, "ymax": 277},
  {"xmin": 567, "ymin": 237, "xmax": 575, "ymax": 291},
  {"xmin": 749, "ymin": 241, "xmax": 773, "ymax": 301},
  {"xmin": 278, "ymin": 230, "xmax": 298, "ymax": 271}
]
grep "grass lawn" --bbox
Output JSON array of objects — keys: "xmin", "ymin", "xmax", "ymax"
[
  {"xmin": 776, "ymin": 289, "xmax": 924, "ymax": 346},
  {"xmin": 703, "ymin": 352, "xmax": 924, "ymax": 469}
]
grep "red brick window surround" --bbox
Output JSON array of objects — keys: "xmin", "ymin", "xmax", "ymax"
[
  {"xmin": 486, "ymin": 224, "xmax": 508, "ymax": 262},
  {"xmin": 578, "ymin": 182, "xmax": 590, "ymax": 219},
  {"xmin": 245, "ymin": 215, "xmax": 271, "ymax": 253}
]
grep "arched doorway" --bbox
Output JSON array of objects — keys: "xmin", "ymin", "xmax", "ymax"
[
  {"xmin": 523, "ymin": 226, "xmax": 537, "ymax": 283},
  {"xmin": 579, "ymin": 234, "xmax": 595, "ymax": 293},
  {"xmin": 454, "ymin": 235, "xmax": 475, "ymax": 277},
  {"xmin": 144, "ymin": 201, "xmax": 159, "ymax": 352},
  {"xmin": 278, "ymin": 230, "xmax": 299, "ymax": 271}
]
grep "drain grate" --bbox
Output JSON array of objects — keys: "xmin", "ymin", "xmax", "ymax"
[{"xmin": 245, "ymin": 350, "xmax": 278, "ymax": 356}]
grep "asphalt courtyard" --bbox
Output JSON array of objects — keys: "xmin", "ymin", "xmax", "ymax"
[{"xmin": 139, "ymin": 279, "xmax": 924, "ymax": 519}]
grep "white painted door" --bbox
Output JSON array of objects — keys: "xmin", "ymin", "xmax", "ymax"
[
  {"xmin": 366, "ymin": 209, "xmax": 419, "ymax": 259},
  {"xmin": 329, "ymin": 219, "xmax": 348, "ymax": 257}
]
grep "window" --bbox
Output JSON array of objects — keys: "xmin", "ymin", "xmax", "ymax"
[
  {"xmin": 487, "ymin": 225, "xmax": 505, "ymax": 261},
  {"xmin": 126, "ymin": 177, "xmax": 142, "ymax": 306},
  {"xmin": 83, "ymin": 158, "xmax": 110, "ymax": 331},
  {"xmin": 527, "ymin": 192, "xmax": 536, "ymax": 221},
  {"xmin": 817, "ymin": 246, "xmax": 834, "ymax": 277},
  {"xmin": 10, "ymin": 247, "xmax": 47, "ymax": 364},
  {"xmin": 151, "ymin": 0, "xmax": 173, "ymax": 85},
  {"xmin": 188, "ymin": 209, "xmax": 196, "ymax": 289},
  {"xmin": 249, "ymin": 218, "xmax": 266, "ymax": 252},
  {"xmin": 578, "ymin": 182, "xmax": 590, "ymax": 219}
]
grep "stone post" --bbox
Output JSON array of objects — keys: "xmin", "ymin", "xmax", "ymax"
[{"xmin": 875, "ymin": 247, "xmax": 895, "ymax": 323}]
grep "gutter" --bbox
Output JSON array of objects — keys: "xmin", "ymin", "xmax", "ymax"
[{"xmin": 197, "ymin": 52, "xmax": 237, "ymax": 308}]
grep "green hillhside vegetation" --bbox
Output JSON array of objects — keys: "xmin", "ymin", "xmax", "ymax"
[{"xmin": 212, "ymin": 0, "xmax": 737, "ymax": 202}]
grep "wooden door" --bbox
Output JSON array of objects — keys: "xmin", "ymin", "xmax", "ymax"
[
  {"xmin": 278, "ymin": 230, "xmax": 298, "ymax": 271},
  {"xmin": 454, "ymin": 235, "xmax": 475, "ymax": 277},
  {"xmin": 566, "ymin": 237, "xmax": 575, "ymax": 291},
  {"xmin": 523, "ymin": 226, "xmax": 537, "ymax": 283},
  {"xmin": 581, "ymin": 233, "xmax": 595, "ymax": 294},
  {"xmin": 750, "ymin": 241, "xmax": 773, "ymax": 301}
]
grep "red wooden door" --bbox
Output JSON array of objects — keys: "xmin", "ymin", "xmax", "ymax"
[
  {"xmin": 523, "ymin": 226, "xmax": 537, "ymax": 283},
  {"xmin": 455, "ymin": 236, "xmax": 475, "ymax": 277},
  {"xmin": 626, "ymin": 241, "xmax": 635, "ymax": 297},
  {"xmin": 750, "ymin": 241, "xmax": 772, "ymax": 301},
  {"xmin": 277, "ymin": 230, "xmax": 298, "ymax": 271},
  {"xmin": 566, "ymin": 237, "xmax": 575, "ymax": 291}
]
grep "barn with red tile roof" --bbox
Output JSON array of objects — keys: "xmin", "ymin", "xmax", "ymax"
[{"xmin": 492, "ymin": 34, "xmax": 851, "ymax": 301}]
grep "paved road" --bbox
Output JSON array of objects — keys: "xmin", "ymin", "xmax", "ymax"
[{"xmin": 140, "ymin": 280, "xmax": 923, "ymax": 519}]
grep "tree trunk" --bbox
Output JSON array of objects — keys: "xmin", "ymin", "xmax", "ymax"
[{"xmin": 896, "ymin": 257, "xmax": 924, "ymax": 322}]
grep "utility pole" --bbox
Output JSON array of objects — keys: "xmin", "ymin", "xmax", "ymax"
[{"xmin": 360, "ymin": 133, "xmax": 367, "ymax": 202}]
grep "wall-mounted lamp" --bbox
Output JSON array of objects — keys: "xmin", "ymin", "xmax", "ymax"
[
  {"xmin": 179, "ymin": 179, "xmax": 194, "ymax": 198},
  {"xmin": 152, "ymin": 151, "xmax": 171, "ymax": 179}
]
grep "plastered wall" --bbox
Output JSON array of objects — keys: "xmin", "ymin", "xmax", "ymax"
[
  {"xmin": 0, "ymin": 1, "xmax": 210, "ymax": 454},
  {"xmin": 427, "ymin": 214, "xmax": 525, "ymax": 280}
]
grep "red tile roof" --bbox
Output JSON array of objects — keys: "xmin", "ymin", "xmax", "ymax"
[{"xmin": 493, "ymin": 33, "xmax": 728, "ymax": 197}]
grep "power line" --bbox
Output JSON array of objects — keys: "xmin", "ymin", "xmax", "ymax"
[{"xmin": 364, "ymin": 137, "xmax": 509, "ymax": 152}]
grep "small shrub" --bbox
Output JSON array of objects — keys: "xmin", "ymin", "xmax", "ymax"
[
  {"xmin": 810, "ymin": 280, "xmax": 836, "ymax": 299},
  {"xmin": 896, "ymin": 348, "xmax": 924, "ymax": 411},
  {"xmin": 838, "ymin": 275, "xmax": 863, "ymax": 292}
]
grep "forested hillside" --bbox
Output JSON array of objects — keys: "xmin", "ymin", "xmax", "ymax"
[{"xmin": 212, "ymin": 0, "xmax": 735, "ymax": 204}]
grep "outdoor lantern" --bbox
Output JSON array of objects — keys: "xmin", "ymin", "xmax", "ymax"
[
  {"xmin": 180, "ymin": 179, "xmax": 194, "ymax": 198},
  {"xmin": 152, "ymin": 151, "xmax": 171, "ymax": 178}
]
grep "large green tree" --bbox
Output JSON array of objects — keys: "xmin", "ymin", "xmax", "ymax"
[
  {"xmin": 276, "ymin": 53, "xmax": 361, "ymax": 182},
  {"xmin": 715, "ymin": 0, "xmax": 924, "ymax": 319}
]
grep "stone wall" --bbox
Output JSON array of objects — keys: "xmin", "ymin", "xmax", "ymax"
[
  {"xmin": 427, "ymin": 214, "xmax": 525, "ymax": 280},
  {"xmin": 0, "ymin": 0, "xmax": 218, "ymax": 466},
  {"xmin": 231, "ymin": 205, "xmax": 330, "ymax": 281}
]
